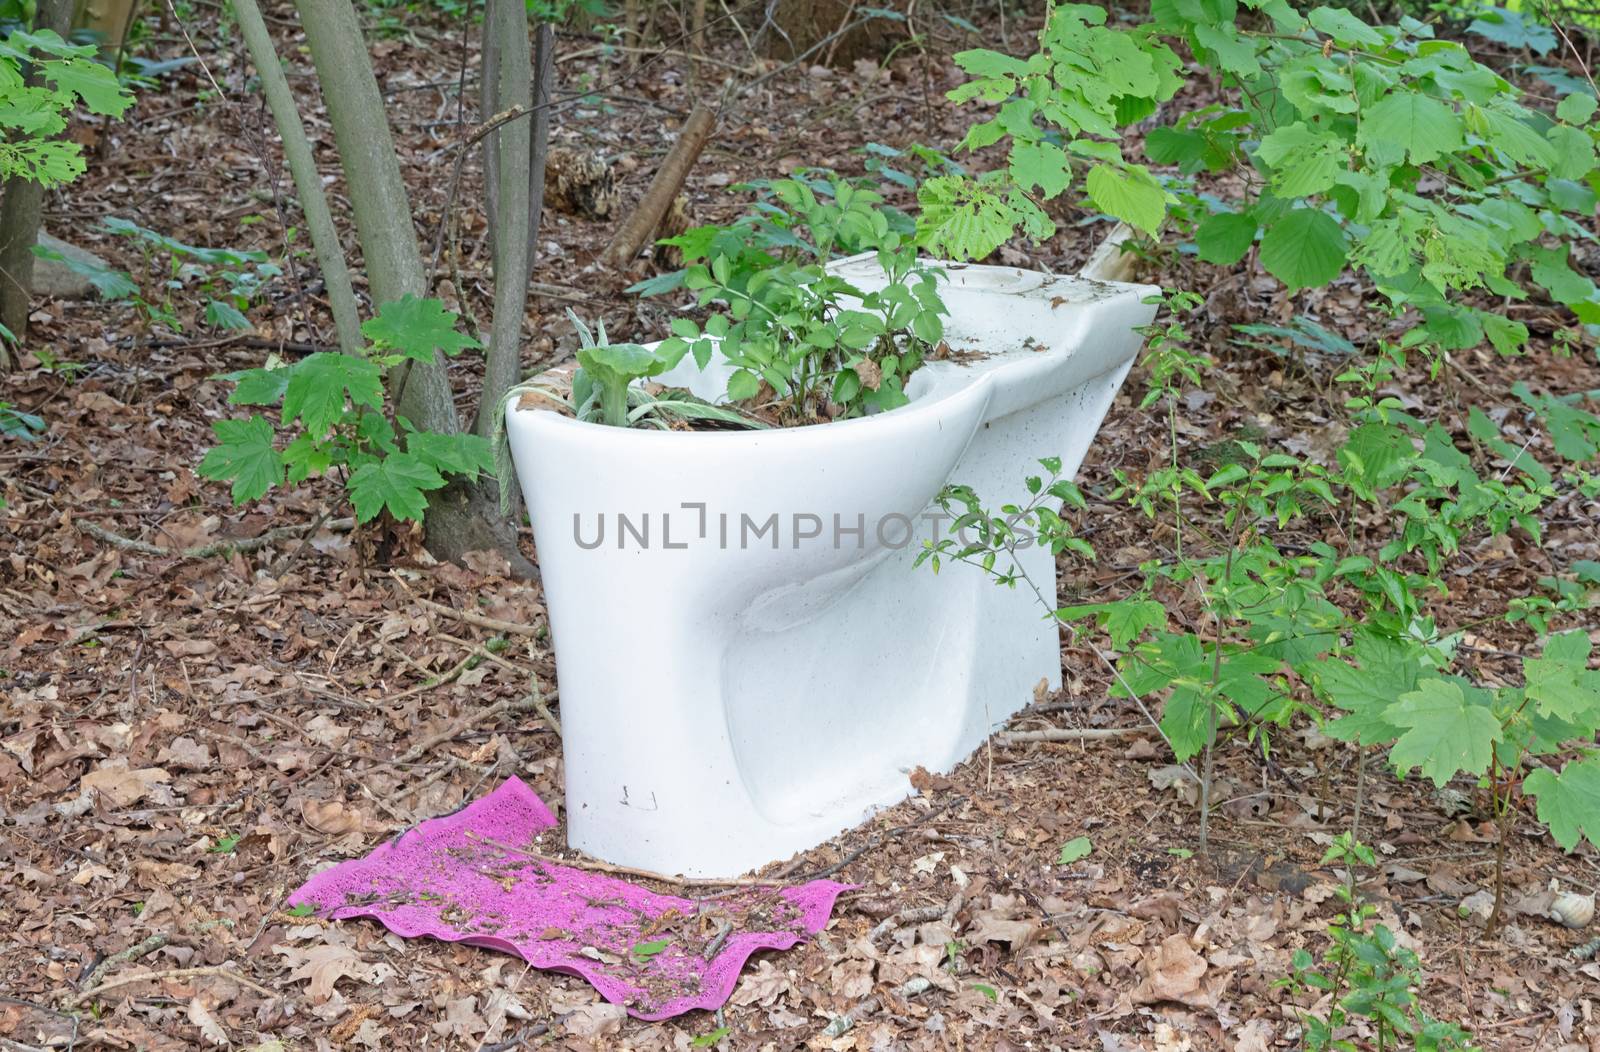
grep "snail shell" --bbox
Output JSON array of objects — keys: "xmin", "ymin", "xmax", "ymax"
[{"xmin": 1549, "ymin": 891, "xmax": 1595, "ymax": 929}]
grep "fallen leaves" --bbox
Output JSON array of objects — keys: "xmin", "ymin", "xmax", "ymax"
[{"xmin": 81, "ymin": 760, "xmax": 172, "ymax": 807}]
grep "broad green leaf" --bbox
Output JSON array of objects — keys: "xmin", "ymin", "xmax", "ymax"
[
  {"xmin": 406, "ymin": 431, "xmax": 494, "ymax": 481},
  {"xmin": 1358, "ymin": 92, "xmax": 1463, "ymax": 164},
  {"xmin": 362, "ymin": 295, "xmax": 482, "ymax": 361},
  {"xmin": 1008, "ymin": 140, "xmax": 1071, "ymax": 197},
  {"xmin": 1313, "ymin": 633, "xmax": 1420, "ymax": 746},
  {"xmin": 198, "ymin": 415, "xmax": 282, "ymax": 502},
  {"xmin": 1257, "ymin": 122, "xmax": 1345, "ymax": 196},
  {"xmin": 1466, "ymin": 7, "xmax": 1556, "ymax": 54},
  {"xmin": 1057, "ymin": 836, "xmax": 1092, "ymax": 864},
  {"xmin": 1259, "ymin": 209, "xmax": 1347, "ymax": 291},
  {"xmin": 1557, "ymin": 92, "xmax": 1597, "ymax": 125},
  {"xmin": 916, "ymin": 175, "xmax": 1019, "ymax": 259},
  {"xmin": 1195, "ymin": 211, "xmax": 1257, "ymax": 265},
  {"xmin": 1383, "ymin": 679, "xmax": 1501, "ymax": 787},
  {"xmin": 1523, "ymin": 631, "xmax": 1600, "ymax": 722},
  {"xmin": 1056, "ymin": 599, "xmax": 1166, "ymax": 649},
  {"xmin": 346, "ymin": 453, "xmax": 447, "ymax": 522},
  {"xmin": 227, "ymin": 367, "xmax": 291, "ymax": 406},
  {"xmin": 1525, "ymin": 757, "xmax": 1600, "ymax": 851},
  {"xmin": 1084, "ymin": 164, "xmax": 1167, "ymax": 236},
  {"xmin": 1307, "ymin": 6, "xmax": 1384, "ymax": 47},
  {"xmin": 630, "ymin": 938, "xmax": 671, "ymax": 961},
  {"xmin": 282, "ymin": 353, "xmax": 385, "ymax": 435},
  {"xmin": 43, "ymin": 58, "xmax": 134, "ymax": 116}
]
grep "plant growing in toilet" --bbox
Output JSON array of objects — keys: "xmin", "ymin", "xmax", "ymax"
[{"xmin": 650, "ymin": 172, "xmax": 949, "ymax": 424}]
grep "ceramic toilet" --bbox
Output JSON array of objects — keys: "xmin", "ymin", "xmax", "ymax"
[{"xmin": 504, "ymin": 256, "xmax": 1158, "ymax": 877}]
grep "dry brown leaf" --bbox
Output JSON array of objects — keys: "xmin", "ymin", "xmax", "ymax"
[
  {"xmin": 563, "ymin": 1002, "xmax": 626, "ymax": 1039},
  {"xmin": 81, "ymin": 761, "xmax": 171, "ymax": 806},
  {"xmin": 300, "ymin": 798, "xmax": 384, "ymax": 835},
  {"xmin": 274, "ymin": 942, "xmax": 373, "ymax": 1003},
  {"xmin": 1131, "ymin": 933, "xmax": 1207, "ymax": 1006},
  {"xmin": 187, "ymin": 997, "xmax": 229, "ymax": 1046},
  {"xmin": 730, "ymin": 959, "xmax": 794, "ymax": 1007}
]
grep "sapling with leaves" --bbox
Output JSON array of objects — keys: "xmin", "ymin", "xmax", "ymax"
[
  {"xmin": 921, "ymin": 2, "xmax": 1600, "ymax": 355},
  {"xmin": 199, "ymin": 296, "xmax": 495, "ymax": 524},
  {"xmin": 1283, "ymin": 832, "xmax": 1479, "ymax": 1051}
]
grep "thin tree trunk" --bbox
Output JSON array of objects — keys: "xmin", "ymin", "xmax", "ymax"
[
  {"xmin": 292, "ymin": 0, "xmax": 450, "ymax": 428},
  {"xmin": 295, "ymin": 0, "xmax": 534, "ymax": 577},
  {"xmin": 234, "ymin": 0, "xmax": 363, "ymax": 356},
  {"xmin": 0, "ymin": 0, "xmax": 73, "ymax": 354},
  {"xmin": 480, "ymin": 0, "xmax": 532, "ymax": 441},
  {"xmin": 526, "ymin": 22, "xmax": 553, "ymax": 287}
]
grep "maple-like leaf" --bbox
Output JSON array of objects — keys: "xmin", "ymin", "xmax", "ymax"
[{"xmin": 1383, "ymin": 679, "xmax": 1501, "ymax": 787}]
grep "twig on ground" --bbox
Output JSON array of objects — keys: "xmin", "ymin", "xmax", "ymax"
[
  {"xmin": 867, "ymin": 904, "xmax": 945, "ymax": 945},
  {"xmin": 997, "ymin": 727, "xmax": 1150, "ymax": 744},
  {"xmin": 68, "ymin": 964, "xmax": 275, "ymax": 1006},
  {"xmin": 74, "ymin": 934, "xmax": 169, "ymax": 996},
  {"xmin": 76, "ymin": 518, "xmax": 353, "ymax": 561},
  {"xmin": 602, "ymin": 104, "xmax": 717, "ymax": 268},
  {"xmin": 392, "ymin": 575, "xmax": 546, "ymax": 638}
]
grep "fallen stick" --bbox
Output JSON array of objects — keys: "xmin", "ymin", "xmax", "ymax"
[
  {"xmin": 997, "ymin": 727, "xmax": 1149, "ymax": 744},
  {"xmin": 396, "ymin": 580, "xmax": 546, "ymax": 638},
  {"xmin": 68, "ymin": 964, "xmax": 275, "ymax": 1006},
  {"xmin": 601, "ymin": 104, "xmax": 715, "ymax": 268},
  {"xmin": 74, "ymin": 934, "xmax": 169, "ymax": 1000},
  {"xmin": 76, "ymin": 518, "xmax": 353, "ymax": 560}
]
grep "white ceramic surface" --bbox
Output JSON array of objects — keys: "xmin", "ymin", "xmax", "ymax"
[{"xmin": 505, "ymin": 254, "xmax": 1158, "ymax": 876}]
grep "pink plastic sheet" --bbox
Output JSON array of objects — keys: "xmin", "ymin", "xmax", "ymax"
[{"xmin": 287, "ymin": 777, "xmax": 850, "ymax": 1019}]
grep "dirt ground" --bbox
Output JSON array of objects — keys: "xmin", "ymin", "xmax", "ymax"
[{"xmin": 4, "ymin": 3, "xmax": 1600, "ymax": 1050}]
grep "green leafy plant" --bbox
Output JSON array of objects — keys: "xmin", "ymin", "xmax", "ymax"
[
  {"xmin": 101, "ymin": 217, "xmax": 282, "ymax": 332},
  {"xmin": 924, "ymin": 1, "xmax": 1600, "ymax": 353},
  {"xmin": 562, "ymin": 310, "xmax": 759, "ymax": 430},
  {"xmin": 0, "ymin": 27, "xmax": 132, "ymax": 184},
  {"xmin": 199, "ymin": 295, "xmax": 494, "ymax": 523},
  {"xmin": 650, "ymin": 172, "xmax": 949, "ymax": 424},
  {"xmin": 1283, "ymin": 833, "xmax": 1478, "ymax": 1051}
]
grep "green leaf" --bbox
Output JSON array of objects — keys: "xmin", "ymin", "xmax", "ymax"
[
  {"xmin": 1008, "ymin": 140, "xmax": 1072, "ymax": 197},
  {"xmin": 1195, "ymin": 211, "xmax": 1257, "ymax": 265},
  {"xmin": 287, "ymin": 902, "xmax": 317, "ymax": 917},
  {"xmin": 1307, "ymin": 6, "xmax": 1384, "ymax": 47},
  {"xmin": 198, "ymin": 415, "xmax": 282, "ymax": 503},
  {"xmin": 1057, "ymin": 836, "xmax": 1092, "ymax": 864},
  {"xmin": 916, "ymin": 175, "xmax": 1020, "ymax": 260},
  {"xmin": 1525, "ymin": 757, "xmax": 1600, "ymax": 851},
  {"xmin": 1557, "ymin": 93, "xmax": 1597, "ymax": 125},
  {"xmin": 205, "ymin": 299, "xmax": 251, "ymax": 330},
  {"xmin": 1383, "ymin": 679, "xmax": 1502, "ymax": 788},
  {"xmin": 1466, "ymin": 7, "xmax": 1556, "ymax": 54},
  {"xmin": 30, "ymin": 246, "xmax": 136, "ymax": 299},
  {"xmin": 1358, "ymin": 92, "xmax": 1463, "ymax": 164},
  {"xmin": 346, "ymin": 453, "xmax": 447, "ymax": 522},
  {"xmin": 282, "ymin": 353, "xmax": 385, "ymax": 435},
  {"xmin": 630, "ymin": 939, "xmax": 671, "ymax": 962},
  {"xmin": 1523, "ymin": 631, "xmax": 1600, "ymax": 722},
  {"xmin": 1315, "ymin": 635, "xmax": 1420, "ymax": 746},
  {"xmin": 225, "ymin": 367, "xmax": 291, "ymax": 406},
  {"xmin": 1260, "ymin": 209, "xmax": 1348, "ymax": 291},
  {"xmin": 1084, "ymin": 164, "xmax": 1167, "ymax": 236},
  {"xmin": 406, "ymin": 431, "xmax": 494, "ymax": 482},
  {"xmin": 1257, "ymin": 122, "xmax": 1345, "ymax": 196},
  {"xmin": 43, "ymin": 57, "xmax": 134, "ymax": 116},
  {"xmin": 361, "ymin": 295, "xmax": 482, "ymax": 361}
]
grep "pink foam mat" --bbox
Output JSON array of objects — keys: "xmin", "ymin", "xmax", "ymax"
[{"xmin": 287, "ymin": 777, "xmax": 850, "ymax": 1020}]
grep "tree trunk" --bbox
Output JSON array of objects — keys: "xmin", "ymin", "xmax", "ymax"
[
  {"xmin": 0, "ymin": 0, "xmax": 74, "ymax": 354},
  {"xmin": 234, "ymin": 0, "xmax": 363, "ymax": 356},
  {"xmin": 294, "ymin": 0, "xmax": 534, "ymax": 577},
  {"xmin": 481, "ymin": 0, "xmax": 532, "ymax": 441}
]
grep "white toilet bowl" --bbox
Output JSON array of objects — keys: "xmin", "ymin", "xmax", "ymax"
[{"xmin": 505, "ymin": 256, "xmax": 1158, "ymax": 877}]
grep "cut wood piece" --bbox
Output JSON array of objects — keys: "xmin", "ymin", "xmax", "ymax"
[
  {"xmin": 602, "ymin": 106, "xmax": 715, "ymax": 269},
  {"xmin": 1079, "ymin": 221, "xmax": 1143, "ymax": 283}
]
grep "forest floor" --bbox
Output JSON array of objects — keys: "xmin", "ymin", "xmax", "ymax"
[{"xmin": 4, "ymin": 3, "xmax": 1600, "ymax": 1050}]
